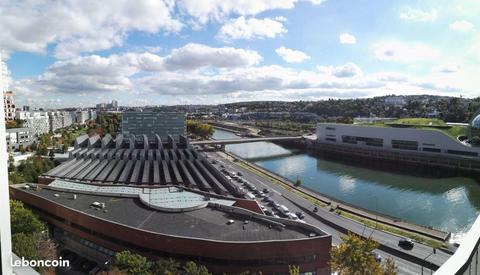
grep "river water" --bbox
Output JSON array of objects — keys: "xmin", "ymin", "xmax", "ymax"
[{"xmin": 213, "ymin": 128, "xmax": 480, "ymax": 240}]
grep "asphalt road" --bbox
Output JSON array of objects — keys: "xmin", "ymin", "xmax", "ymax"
[{"xmin": 205, "ymin": 151, "xmax": 450, "ymax": 275}]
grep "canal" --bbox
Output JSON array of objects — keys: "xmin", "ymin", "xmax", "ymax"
[{"xmin": 213, "ymin": 128, "xmax": 480, "ymax": 241}]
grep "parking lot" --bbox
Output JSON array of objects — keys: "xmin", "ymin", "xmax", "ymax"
[{"xmin": 209, "ymin": 153, "xmax": 309, "ymax": 224}]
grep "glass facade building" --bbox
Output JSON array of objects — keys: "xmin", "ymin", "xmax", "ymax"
[{"xmin": 120, "ymin": 112, "xmax": 186, "ymax": 141}]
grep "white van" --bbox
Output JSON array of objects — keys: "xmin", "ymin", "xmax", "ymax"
[{"xmin": 278, "ymin": 205, "xmax": 289, "ymax": 215}]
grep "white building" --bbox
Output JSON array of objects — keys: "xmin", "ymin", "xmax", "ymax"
[
  {"xmin": 76, "ymin": 110, "xmax": 89, "ymax": 124},
  {"xmin": 316, "ymin": 123, "xmax": 480, "ymax": 158},
  {"xmin": 384, "ymin": 96, "xmax": 406, "ymax": 107},
  {"xmin": 6, "ymin": 127, "xmax": 34, "ymax": 150},
  {"xmin": 25, "ymin": 115, "xmax": 50, "ymax": 136}
]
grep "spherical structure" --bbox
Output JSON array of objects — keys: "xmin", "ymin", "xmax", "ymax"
[{"xmin": 472, "ymin": 114, "xmax": 480, "ymax": 129}]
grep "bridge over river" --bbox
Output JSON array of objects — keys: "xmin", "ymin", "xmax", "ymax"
[{"xmin": 190, "ymin": 136, "xmax": 304, "ymax": 146}]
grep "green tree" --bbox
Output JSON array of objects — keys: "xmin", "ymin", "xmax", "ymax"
[
  {"xmin": 10, "ymin": 200, "xmax": 45, "ymax": 235},
  {"xmin": 289, "ymin": 265, "xmax": 300, "ymax": 275},
  {"xmin": 37, "ymin": 144, "xmax": 48, "ymax": 156},
  {"xmin": 19, "ymin": 145, "xmax": 26, "ymax": 154},
  {"xmin": 186, "ymin": 120, "xmax": 214, "ymax": 139},
  {"xmin": 12, "ymin": 233, "xmax": 40, "ymax": 262},
  {"xmin": 330, "ymin": 232, "xmax": 396, "ymax": 275},
  {"xmin": 383, "ymin": 257, "xmax": 397, "ymax": 275},
  {"xmin": 183, "ymin": 261, "xmax": 211, "ymax": 275},
  {"xmin": 8, "ymin": 154, "xmax": 15, "ymax": 171},
  {"xmin": 115, "ymin": 251, "xmax": 152, "ymax": 275},
  {"xmin": 48, "ymin": 150, "xmax": 55, "ymax": 160},
  {"xmin": 62, "ymin": 143, "xmax": 69, "ymax": 153},
  {"xmin": 151, "ymin": 258, "xmax": 181, "ymax": 275}
]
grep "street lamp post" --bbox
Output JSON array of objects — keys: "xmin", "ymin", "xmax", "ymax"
[{"xmin": 421, "ymin": 248, "xmax": 436, "ymax": 275}]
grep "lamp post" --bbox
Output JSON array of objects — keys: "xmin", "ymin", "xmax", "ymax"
[{"xmin": 421, "ymin": 247, "xmax": 436, "ymax": 275}]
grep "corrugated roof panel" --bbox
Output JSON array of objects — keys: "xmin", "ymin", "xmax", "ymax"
[
  {"xmin": 106, "ymin": 160, "xmax": 126, "ymax": 182},
  {"xmin": 95, "ymin": 160, "xmax": 118, "ymax": 182}
]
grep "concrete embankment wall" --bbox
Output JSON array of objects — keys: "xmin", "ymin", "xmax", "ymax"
[
  {"xmin": 309, "ymin": 141, "xmax": 480, "ymax": 174},
  {"xmin": 224, "ymin": 151, "xmax": 451, "ymax": 242}
]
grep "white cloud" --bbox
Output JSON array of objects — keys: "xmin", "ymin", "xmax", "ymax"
[
  {"xmin": 317, "ymin": 63, "xmax": 363, "ymax": 78},
  {"xmin": 15, "ymin": 54, "xmax": 480, "ymax": 106},
  {"xmin": 373, "ymin": 41, "xmax": 440, "ymax": 63},
  {"xmin": 0, "ymin": 0, "xmax": 182, "ymax": 59},
  {"xmin": 449, "ymin": 20, "xmax": 475, "ymax": 32},
  {"xmin": 177, "ymin": 0, "xmax": 296, "ymax": 25},
  {"xmin": 432, "ymin": 63, "xmax": 462, "ymax": 73},
  {"xmin": 275, "ymin": 47, "xmax": 310, "ymax": 63},
  {"xmin": 468, "ymin": 40, "xmax": 480, "ymax": 61},
  {"xmin": 164, "ymin": 43, "xmax": 262, "ymax": 70},
  {"xmin": 339, "ymin": 33, "xmax": 356, "ymax": 44},
  {"xmin": 217, "ymin": 16, "xmax": 287, "ymax": 41},
  {"xmin": 400, "ymin": 8, "xmax": 438, "ymax": 22},
  {"xmin": 306, "ymin": 0, "xmax": 327, "ymax": 4},
  {"xmin": 12, "ymin": 43, "xmax": 263, "ymax": 97}
]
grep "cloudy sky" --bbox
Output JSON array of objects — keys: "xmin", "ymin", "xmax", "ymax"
[{"xmin": 1, "ymin": 0, "xmax": 479, "ymax": 108}]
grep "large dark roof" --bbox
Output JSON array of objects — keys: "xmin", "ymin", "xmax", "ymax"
[
  {"xmin": 43, "ymin": 134, "xmax": 242, "ymax": 197},
  {"xmin": 19, "ymin": 187, "xmax": 320, "ymax": 242}
]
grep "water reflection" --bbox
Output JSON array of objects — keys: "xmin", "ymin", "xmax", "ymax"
[{"xmin": 213, "ymin": 129, "xmax": 480, "ymax": 234}]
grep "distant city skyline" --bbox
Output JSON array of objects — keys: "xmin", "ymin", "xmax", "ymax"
[{"xmin": 1, "ymin": 0, "xmax": 479, "ymax": 108}]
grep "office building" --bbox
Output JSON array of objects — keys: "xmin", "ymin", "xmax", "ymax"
[
  {"xmin": 11, "ymin": 134, "xmax": 331, "ymax": 274},
  {"xmin": 120, "ymin": 112, "xmax": 186, "ymax": 141},
  {"xmin": 76, "ymin": 110, "xmax": 89, "ymax": 124},
  {"xmin": 6, "ymin": 127, "xmax": 34, "ymax": 150}
]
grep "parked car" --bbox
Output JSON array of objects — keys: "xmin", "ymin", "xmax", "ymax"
[
  {"xmin": 270, "ymin": 201, "xmax": 280, "ymax": 208},
  {"xmin": 264, "ymin": 210, "xmax": 273, "ymax": 216},
  {"xmin": 296, "ymin": 211, "xmax": 305, "ymax": 219},
  {"xmin": 263, "ymin": 196, "xmax": 273, "ymax": 203},
  {"xmin": 398, "ymin": 238, "xmax": 414, "ymax": 248},
  {"xmin": 262, "ymin": 188, "xmax": 269, "ymax": 193},
  {"xmin": 237, "ymin": 171, "xmax": 243, "ymax": 176},
  {"xmin": 287, "ymin": 213, "xmax": 299, "ymax": 220},
  {"xmin": 256, "ymin": 191, "xmax": 265, "ymax": 198}
]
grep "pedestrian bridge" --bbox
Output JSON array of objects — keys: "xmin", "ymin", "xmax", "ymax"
[{"xmin": 190, "ymin": 136, "xmax": 304, "ymax": 146}]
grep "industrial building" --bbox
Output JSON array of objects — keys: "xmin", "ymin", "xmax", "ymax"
[
  {"xmin": 11, "ymin": 133, "xmax": 331, "ymax": 274},
  {"xmin": 120, "ymin": 112, "xmax": 186, "ymax": 141}
]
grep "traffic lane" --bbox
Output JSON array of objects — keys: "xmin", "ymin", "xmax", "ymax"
[
  {"xmin": 208, "ymin": 152, "xmax": 450, "ymax": 267},
  {"xmin": 208, "ymin": 152, "xmax": 431, "ymax": 275}
]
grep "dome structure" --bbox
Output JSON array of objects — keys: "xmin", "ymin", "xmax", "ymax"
[
  {"xmin": 470, "ymin": 111, "xmax": 480, "ymax": 141},
  {"xmin": 472, "ymin": 114, "xmax": 480, "ymax": 129}
]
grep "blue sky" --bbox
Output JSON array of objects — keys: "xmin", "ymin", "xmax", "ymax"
[{"xmin": 1, "ymin": 0, "xmax": 479, "ymax": 108}]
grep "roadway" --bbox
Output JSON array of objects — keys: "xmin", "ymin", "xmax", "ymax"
[{"xmin": 204, "ymin": 151, "xmax": 450, "ymax": 275}]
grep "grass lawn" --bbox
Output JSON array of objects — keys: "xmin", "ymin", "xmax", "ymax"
[{"xmin": 356, "ymin": 118, "xmax": 468, "ymax": 139}]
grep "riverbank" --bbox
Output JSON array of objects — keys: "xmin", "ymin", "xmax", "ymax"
[
  {"xmin": 221, "ymin": 150, "xmax": 451, "ymax": 250},
  {"xmin": 211, "ymin": 126, "xmax": 480, "ymax": 245}
]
